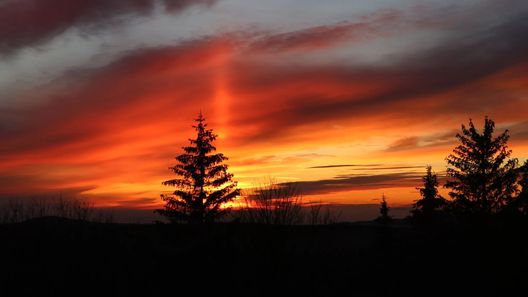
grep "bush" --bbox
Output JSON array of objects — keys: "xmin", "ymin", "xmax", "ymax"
[
  {"xmin": 237, "ymin": 179, "xmax": 338, "ymax": 225},
  {"xmin": 0, "ymin": 195, "xmax": 113, "ymax": 224}
]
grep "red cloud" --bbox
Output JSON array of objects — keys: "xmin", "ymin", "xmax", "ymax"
[{"xmin": 1, "ymin": 9, "xmax": 528, "ymax": 207}]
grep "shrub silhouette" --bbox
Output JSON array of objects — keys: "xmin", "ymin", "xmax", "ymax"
[
  {"xmin": 307, "ymin": 200, "xmax": 339, "ymax": 225},
  {"xmin": 157, "ymin": 112, "xmax": 240, "ymax": 224},
  {"xmin": 445, "ymin": 117, "xmax": 518, "ymax": 215},
  {"xmin": 0, "ymin": 195, "xmax": 112, "ymax": 224},
  {"xmin": 239, "ymin": 179, "xmax": 304, "ymax": 225},
  {"xmin": 237, "ymin": 179, "xmax": 340, "ymax": 225}
]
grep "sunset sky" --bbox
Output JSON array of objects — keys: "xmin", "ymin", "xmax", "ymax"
[{"xmin": 1, "ymin": 0, "xmax": 527, "ymax": 210}]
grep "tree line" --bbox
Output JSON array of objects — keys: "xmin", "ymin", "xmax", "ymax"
[
  {"xmin": 158, "ymin": 114, "xmax": 528, "ymax": 224},
  {"xmin": 405, "ymin": 117, "xmax": 528, "ymax": 223}
]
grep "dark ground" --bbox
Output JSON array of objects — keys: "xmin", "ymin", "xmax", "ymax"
[{"xmin": 0, "ymin": 218, "xmax": 527, "ymax": 297}]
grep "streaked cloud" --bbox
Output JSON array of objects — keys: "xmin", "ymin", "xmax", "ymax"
[
  {"xmin": 0, "ymin": 0, "xmax": 527, "ymax": 208},
  {"xmin": 282, "ymin": 172, "xmax": 423, "ymax": 196},
  {"xmin": 309, "ymin": 164, "xmax": 382, "ymax": 169},
  {"xmin": 0, "ymin": 0, "xmax": 217, "ymax": 55}
]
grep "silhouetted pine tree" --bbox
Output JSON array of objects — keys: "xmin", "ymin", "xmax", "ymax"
[
  {"xmin": 513, "ymin": 160, "xmax": 528, "ymax": 215},
  {"xmin": 378, "ymin": 194, "xmax": 391, "ymax": 223},
  {"xmin": 411, "ymin": 166, "xmax": 446, "ymax": 220},
  {"xmin": 157, "ymin": 112, "xmax": 240, "ymax": 223},
  {"xmin": 445, "ymin": 117, "xmax": 518, "ymax": 215}
]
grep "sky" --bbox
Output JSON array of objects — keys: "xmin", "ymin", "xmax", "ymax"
[{"xmin": 1, "ymin": 0, "xmax": 527, "ymax": 210}]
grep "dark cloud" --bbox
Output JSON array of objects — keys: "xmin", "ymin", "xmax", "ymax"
[
  {"xmin": 102, "ymin": 197, "xmax": 159, "ymax": 208},
  {"xmin": 386, "ymin": 130, "xmax": 459, "ymax": 152},
  {"xmin": 0, "ymin": 184, "xmax": 95, "ymax": 200},
  {"xmin": 323, "ymin": 11, "xmax": 528, "ymax": 108},
  {"xmin": 249, "ymin": 10, "xmax": 401, "ymax": 53},
  {"xmin": 508, "ymin": 121, "xmax": 528, "ymax": 142},
  {"xmin": 350, "ymin": 166, "xmax": 425, "ymax": 171},
  {"xmin": 282, "ymin": 172, "xmax": 423, "ymax": 196},
  {"xmin": 386, "ymin": 137, "xmax": 420, "ymax": 152},
  {"xmin": 308, "ymin": 164, "xmax": 422, "ymax": 170},
  {"xmin": 0, "ymin": 0, "xmax": 217, "ymax": 55},
  {"xmin": 164, "ymin": 0, "xmax": 216, "ymax": 12},
  {"xmin": 384, "ymin": 120, "xmax": 528, "ymax": 153},
  {"xmin": 227, "ymin": 7, "xmax": 528, "ymax": 143},
  {"xmin": 309, "ymin": 164, "xmax": 382, "ymax": 169}
]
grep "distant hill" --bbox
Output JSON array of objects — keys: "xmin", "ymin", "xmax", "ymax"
[{"xmin": 101, "ymin": 203, "xmax": 412, "ymax": 224}]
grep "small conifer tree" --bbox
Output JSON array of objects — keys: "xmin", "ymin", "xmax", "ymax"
[
  {"xmin": 378, "ymin": 194, "xmax": 391, "ymax": 223},
  {"xmin": 412, "ymin": 166, "xmax": 446, "ymax": 220}
]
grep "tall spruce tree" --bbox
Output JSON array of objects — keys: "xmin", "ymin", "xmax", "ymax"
[
  {"xmin": 157, "ymin": 112, "xmax": 240, "ymax": 223},
  {"xmin": 445, "ymin": 117, "xmax": 518, "ymax": 215},
  {"xmin": 412, "ymin": 166, "xmax": 446, "ymax": 219}
]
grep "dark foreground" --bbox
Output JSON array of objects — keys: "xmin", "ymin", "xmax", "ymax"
[{"xmin": 1, "ymin": 218, "xmax": 527, "ymax": 297}]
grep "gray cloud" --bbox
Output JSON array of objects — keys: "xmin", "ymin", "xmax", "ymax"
[
  {"xmin": 0, "ymin": 184, "xmax": 96, "ymax": 201},
  {"xmin": 350, "ymin": 166, "xmax": 425, "ymax": 171},
  {"xmin": 282, "ymin": 172, "xmax": 423, "ymax": 196},
  {"xmin": 386, "ymin": 130, "xmax": 459, "ymax": 152},
  {"xmin": 248, "ymin": 9, "xmax": 401, "ymax": 53},
  {"xmin": 0, "ymin": 0, "xmax": 218, "ymax": 55},
  {"xmin": 228, "ymin": 5, "xmax": 528, "ymax": 143},
  {"xmin": 508, "ymin": 121, "xmax": 528, "ymax": 142},
  {"xmin": 386, "ymin": 137, "xmax": 420, "ymax": 152},
  {"xmin": 385, "ymin": 119, "xmax": 528, "ymax": 154},
  {"xmin": 309, "ymin": 164, "xmax": 382, "ymax": 169}
]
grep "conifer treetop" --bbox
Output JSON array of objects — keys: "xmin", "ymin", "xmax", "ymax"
[{"xmin": 157, "ymin": 112, "xmax": 240, "ymax": 223}]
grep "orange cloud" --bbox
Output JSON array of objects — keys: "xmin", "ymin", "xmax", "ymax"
[{"xmin": 1, "ymin": 7, "xmax": 528, "ymax": 211}]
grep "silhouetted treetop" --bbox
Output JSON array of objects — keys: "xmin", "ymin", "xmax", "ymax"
[
  {"xmin": 513, "ymin": 160, "xmax": 528, "ymax": 215},
  {"xmin": 445, "ymin": 117, "xmax": 518, "ymax": 214},
  {"xmin": 157, "ymin": 112, "xmax": 240, "ymax": 223},
  {"xmin": 378, "ymin": 194, "xmax": 391, "ymax": 223},
  {"xmin": 412, "ymin": 165, "xmax": 446, "ymax": 220}
]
